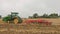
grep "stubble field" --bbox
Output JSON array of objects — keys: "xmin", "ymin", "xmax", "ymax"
[{"xmin": 0, "ymin": 18, "xmax": 60, "ymax": 34}]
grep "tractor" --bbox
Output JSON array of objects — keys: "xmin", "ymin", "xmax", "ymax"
[{"xmin": 3, "ymin": 12, "xmax": 22, "ymax": 24}]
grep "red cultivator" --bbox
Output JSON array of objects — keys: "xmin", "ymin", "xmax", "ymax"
[{"xmin": 24, "ymin": 19, "xmax": 52, "ymax": 25}]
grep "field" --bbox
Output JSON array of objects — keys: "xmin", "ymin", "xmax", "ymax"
[{"xmin": 0, "ymin": 18, "xmax": 60, "ymax": 34}]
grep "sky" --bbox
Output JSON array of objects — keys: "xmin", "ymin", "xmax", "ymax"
[{"xmin": 0, "ymin": 0, "xmax": 60, "ymax": 18}]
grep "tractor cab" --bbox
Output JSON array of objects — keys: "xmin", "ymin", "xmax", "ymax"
[{"xmin": 11, "ymin": 12, "xmax": 18, "ymax": 20}]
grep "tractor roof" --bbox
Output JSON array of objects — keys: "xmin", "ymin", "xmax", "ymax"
[{"xmin": 11, "ymin": 12, "xmax": 18, "ymax": 14}]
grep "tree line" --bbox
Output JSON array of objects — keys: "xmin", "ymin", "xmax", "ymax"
[{"xmin": 28, "ymin": 13, "xmax": 60, "ymax": 18}]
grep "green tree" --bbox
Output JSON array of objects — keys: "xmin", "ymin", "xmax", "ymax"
[
  {"xmin": 33, "ymin": 13, "xmax": 38, "ymax": 18},
  {"xmin": 28, "ymin": 16, "xmax": 32, "ymax": 18},
  {"xmin": 0, "ymin": 15, "xmax": 2, "ymax": 19},
  {"xmin": 41, "ymin": 14, "xmax": 49, "ymax": 18},
  {"xmin": 49, "ymin": 13, "xmax": 58, "ymax": 18}
]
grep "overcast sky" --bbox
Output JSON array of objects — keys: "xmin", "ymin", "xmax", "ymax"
[{"xmin": 0, "ymin": 0, "xmax": 60, "ymax": 18}]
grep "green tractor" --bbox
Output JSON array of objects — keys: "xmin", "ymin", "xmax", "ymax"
[{"xmin": 3, "ymin": 12, "xmax": 22, "ymax": 24}]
